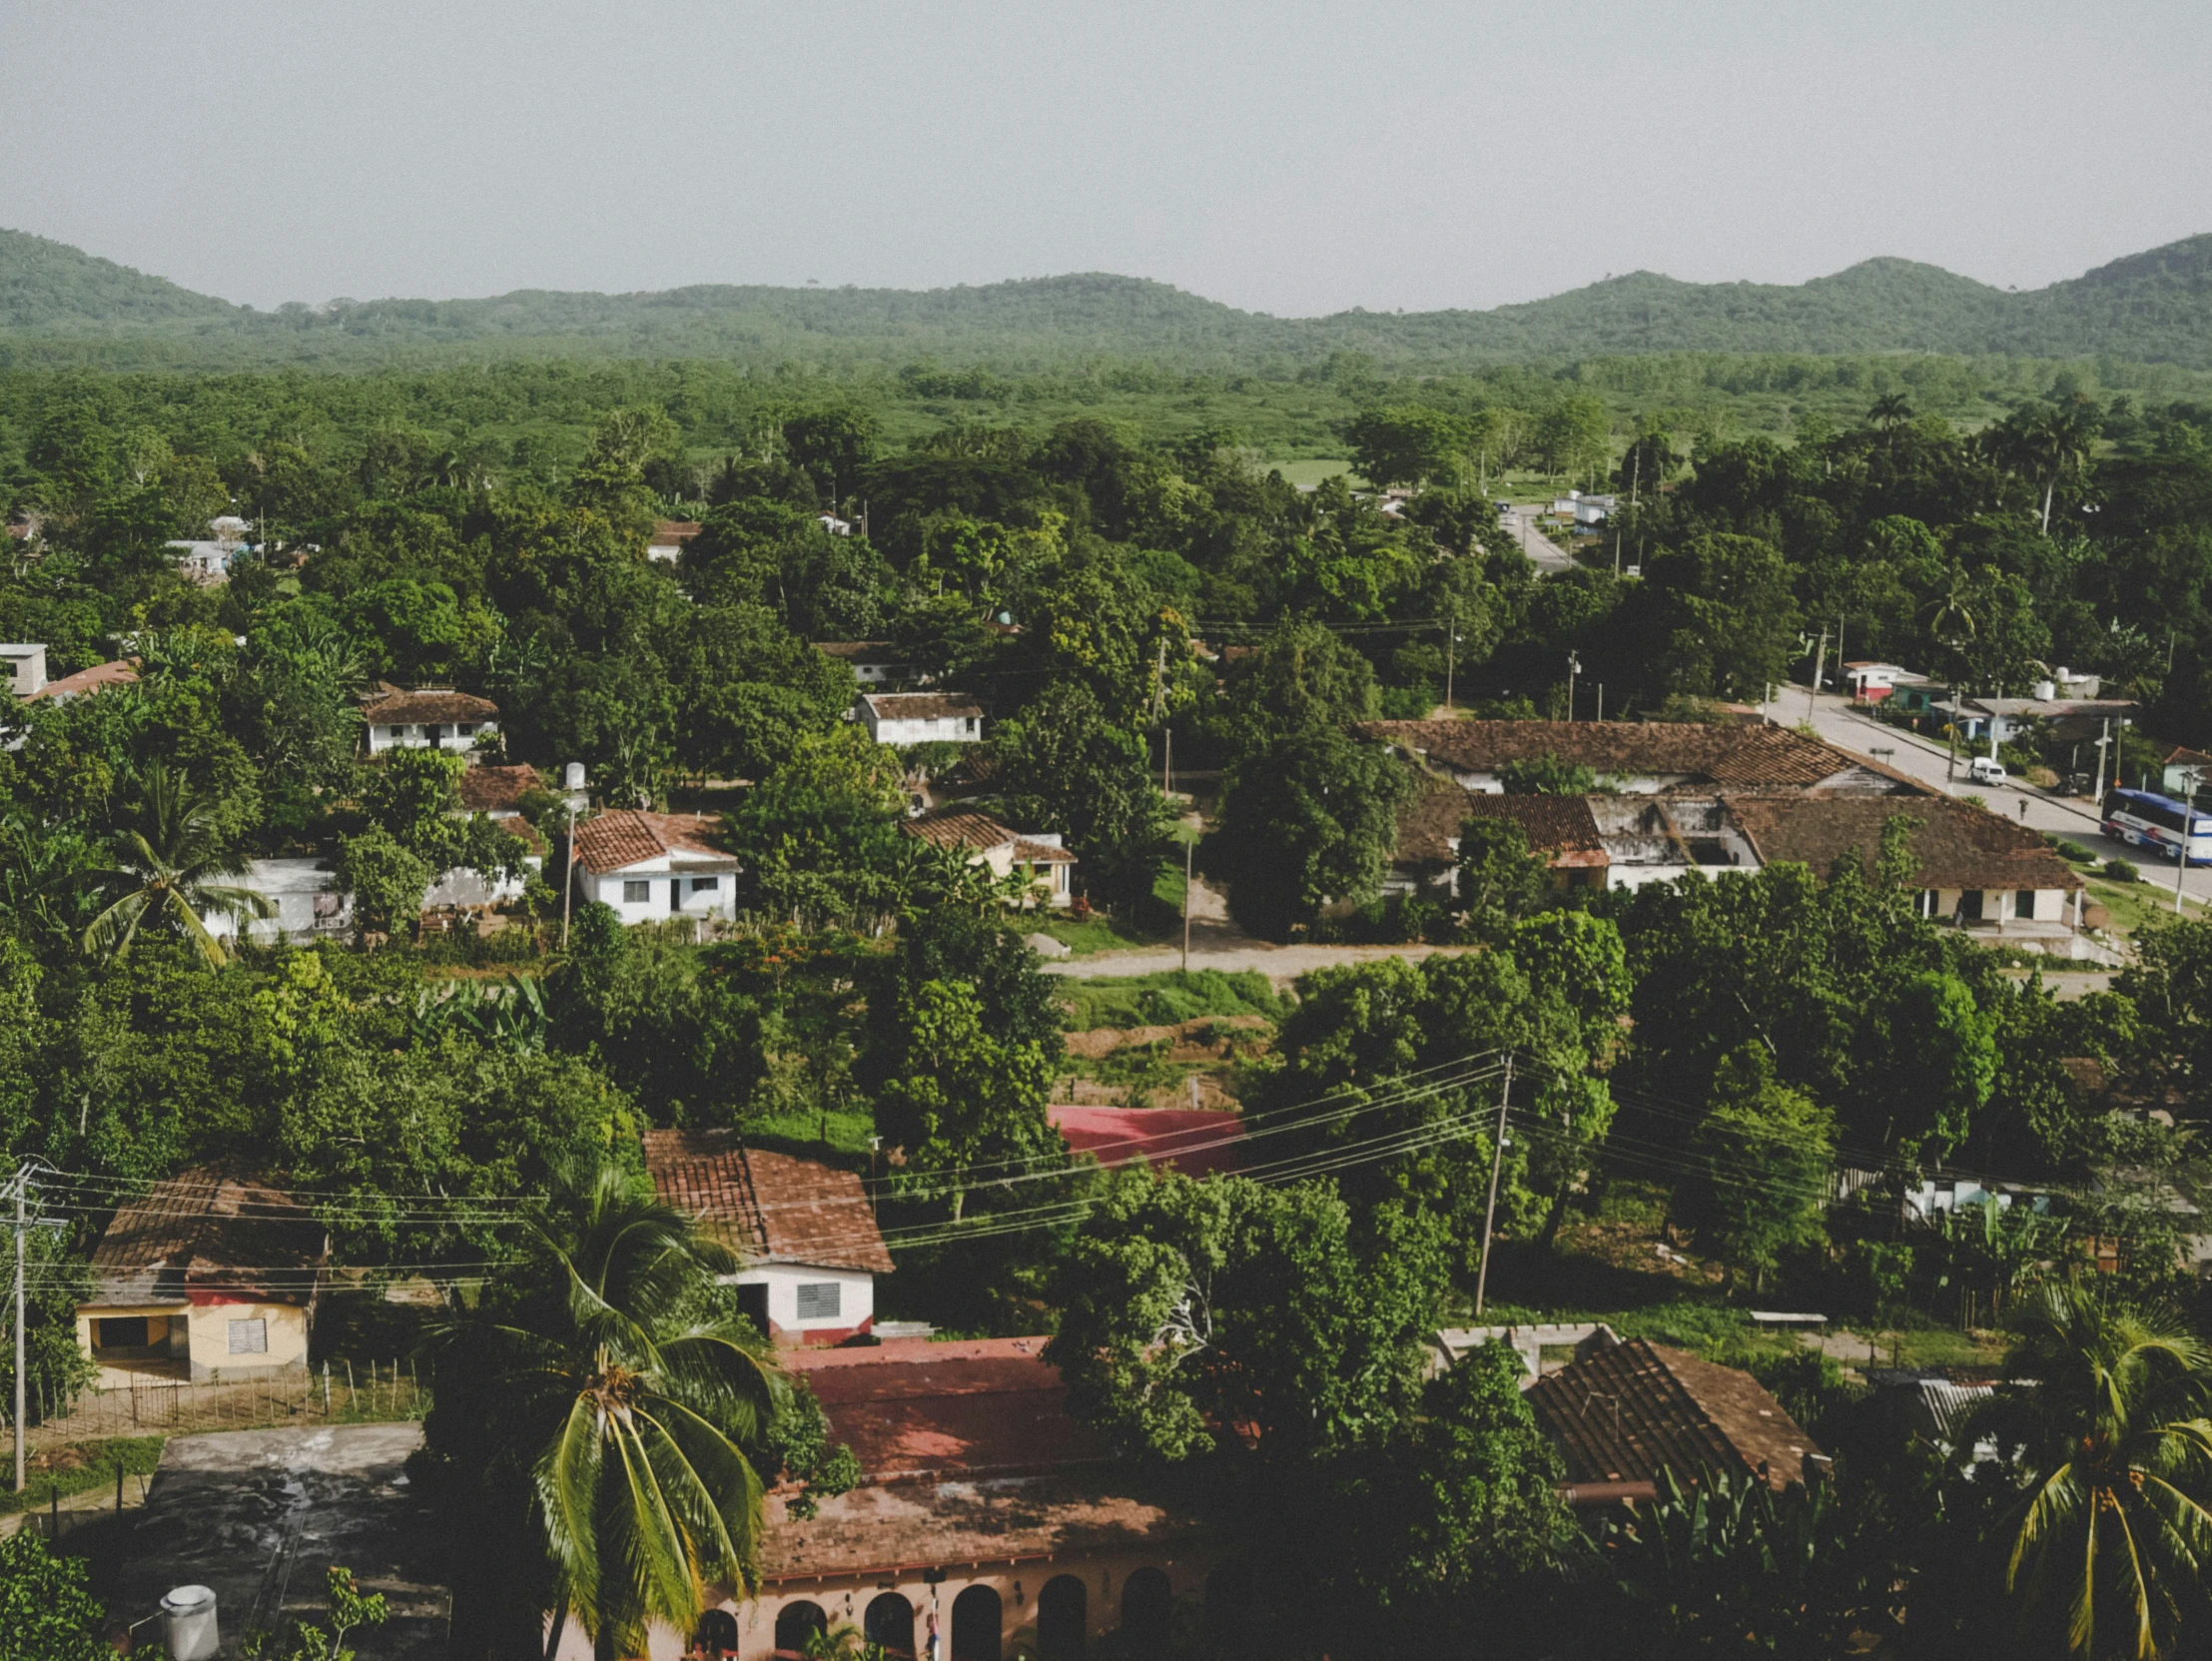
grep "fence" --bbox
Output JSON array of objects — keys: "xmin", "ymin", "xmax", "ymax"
[{"xmin": 21, "ymin": 1358, "xmax": 426, "ymax": 1446}]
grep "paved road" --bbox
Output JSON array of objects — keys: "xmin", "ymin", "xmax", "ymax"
[
  {"xmin": 1495, "ymin": 507, "xmax": 1578, "ymax": 574},
  {"xmin": 1759, "ymin": 687, "xmax": 2212, "ymax": 911}
]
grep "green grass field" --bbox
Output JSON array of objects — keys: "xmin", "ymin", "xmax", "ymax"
[{"xmin": 1268, "ymin": 457, "xmax": 1359, "ymax": 488}]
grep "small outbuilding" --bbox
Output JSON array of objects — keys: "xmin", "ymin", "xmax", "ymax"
[
  {"xmin": 77, "ymin": 1173, "xmax": 328, "ymax": 1384},
  {"xmin": 856, "ymin": 691, "xmax": 984, "ymax": 745}
]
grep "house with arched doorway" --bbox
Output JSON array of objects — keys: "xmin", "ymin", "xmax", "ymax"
[{"xmin": 578, "ymin": 1336, "xmax": 1221, "ymax": 1661}]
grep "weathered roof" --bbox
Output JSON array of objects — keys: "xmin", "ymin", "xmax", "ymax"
[
  {"xmin": 814, "ymin": 640, "xmax": 900, "ymax": 661},
  {"xmin": 649, "ymin": 519, "xmax": 702, "ymax": 544},
  {"xmin": 571, "ymin": 809, "xmax": 730, "ymax": 874},
  {"xmin": 789, "ymin": 1337, "xmax": 1099, "ymax": 1479},
  {"xmin": 25, "ymin": 659, "xmax": 138, "ymax": 702},
  {"xmin": 87, "ymin": 1172, "xmax": 328, "ymax": 1309},
  {"xmin": 455, "ymin": 763, "xmax": 541, "ymax": 813},
  {"xmin": 359, "ymin": 684, "xmax": 499, "ymax": 724},
  {"xmin": 642, "ymin": 1130, "xmax": 893, "ymax": 1273},
  {"xmin": 1364, "ymin": 719, "xmax": 1928, "ymax": 792},
  {"xmin": 2166, "ymin": 745, "xmax": 2212, "ymax": 771},
  {"xmin": 1525, "ymin": 1339, "xmax": 1822, "ymax": 1491},
  {"xmin": 1395, "ymin": 782, "xmax": 1606, "ymax": 869},
  {"xmin": 1725, "ymin": 793, "xmax": 2084, "ymax": 893},
  {"xmin": 862, "ymin": 692, "xmax": 983, "ymax": 721},
  {"xmin": 899, "ymin": 812, "xmax": 1078, "ymax": 862}
]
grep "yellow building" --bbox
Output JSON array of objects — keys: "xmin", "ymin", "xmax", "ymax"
[{"xmin": 76, "ymin": 1173, "xmax": 327, "ymax": 1386}]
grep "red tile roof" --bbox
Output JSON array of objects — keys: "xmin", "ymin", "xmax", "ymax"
[
  {"xmin": 26, "ymin": 659, "xmax": 138, "ymax": 702},
  {"xmin": 1048, "ymin": 1107, "xmax": 1245, "ymax": 1177},
  {"xmin": 1395, "ymin": 783, "xmax": 1608, "ymax": 869},
  {"xmin": 650, "ymin": 519, "xmax": 703, "ymax": 544},
  {"xmin": 787, "ymin": 1337, "xmax": 1103, "ymax": 1479},
  {"xmin": 571, "ymin": 810, "xmax": 728, "ymax": 874},
  {"xmin": 88, "ymin": 1172, "xmax": 328, "ymax": 1308},
  {"xmin": 642, "ymin": 1130, "xmax": 893, "ymax": 1273},
  {"xmin": 1524, "ymin": 1339, "xmax": 1822, "ymax": 1491},
  {"xmin": 455, "ymin": 763, "xmax": 541, "ymax": 813},
  {"xmin": 1725, "ymin": 792, "xmax": 2084, "ymax": 893},
  {"xmin": 1364, "ymin": 719, "xmax": 1930, "ymax": 793},
  {"xmin": 899, "ymin": 812, "xmax": 1078, "ymax": 863},
  {"xmin": 359, "ymin": 684, "xmax": 499, "ymax": 724}
]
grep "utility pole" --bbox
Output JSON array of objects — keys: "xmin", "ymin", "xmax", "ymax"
[
  {"xmin": 1181, "ymin": 834, "xmax": 1193, "ymax": 974},
  {"xmin": 1162, "ymin": 727, "xmax": 1172, "ymax": 797},
  {"xmin": 1473, "ymin": 1055, "xmax": 1516, "ymax": 1317},
  {"xmin": 1806, "ymin": 625, "xmax": 1829, "ymax": 724},
  {"xmin": 11, "ymin": 1169, "xmax": 22, "ymax": 1494},
  {"xmin": 2177, "ymin": 767, "xmax": 2202, "ymax": 916},
  {"xmin": 559, "ymin": 763, "xmax": 586, "ymax": 950},
  {"xmin": 2091, "ymin": 718, "xmax": 2111, "ymax": 805},
  {"xmin": 1565, "ymin": 652, "xmax": 1581, "ymax": 723},
  {"xmin": 1946, "ymin": 685, "xmax": 1960, "ymax": 782},
  {"xmin": 1444, "ymin": 604, "xmax": 1457, "ymax": 711}
]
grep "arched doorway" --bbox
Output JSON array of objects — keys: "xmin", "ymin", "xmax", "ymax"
[
  {"xmin": 773, "ymin": 1602, "xmax": 825, "ymax": 1656},
  {"xmin": 1119, "ymin": 1568, "xmax": 1170, "ymax": 1652},
  {"xmin": 1038, "ymin": 1574, "xmax": 1087, "ymax": 1661},
  {"xmin": 1203, "ymin": 1562, "xmax": 1251, "ymax": 1656},
  {"xmin": 951, "ymin": 1585, "xmax": 1003, "ymax": 1661},
  {"xmin": 866, "ymin": 1592, "xmax": 917, "ymax": 1657},
  {"xmin": 695, "ymin": 1608, "xmax": 740, "ymax": 1656}
]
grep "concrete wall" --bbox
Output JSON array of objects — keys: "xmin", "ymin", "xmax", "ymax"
[
  {"xmin": 551, "ymin": 1544, "xmax": 1215, "ymax": 1661},
  {"xmin": 366, "ymin": 720, "xmax": 497, "ymax": 755},
  {"xmin": 77, "ymin": 1299, "xmax": 310, "ymax": 1381},
  {"xmin": 727, "ymin": 1264, "xmax": 875, "ymax": 1346},
  {"xmin": 582, "ymin": 865, "xmax": 739, "ymax": 925}
]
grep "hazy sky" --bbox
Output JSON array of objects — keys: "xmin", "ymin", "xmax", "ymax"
[{"xmin": 5, "ymin": 0, "xmax": 2208, "ymax": 318}]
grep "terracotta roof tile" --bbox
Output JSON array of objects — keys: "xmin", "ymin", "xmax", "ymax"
[
  {"xmin": 899, "ymin": 812, "xmax": 1018, "ymax": 852},
  {"xmin": 1525, "ymin": 1339, "xmax": 1821, "ymax": 1490},
  {"xmin": 1364, "ymin": 719, "xmax": 1930, "ymax": 793},
  {"xmin": 1725, "ymin": 793, "xmax": 2084, "ymax": 893},
  {"xmin": 25, "ymin": 660, "xmax": 138, "ymax": 702},
  {"xmin": 1395, "ymin": 782, "xmax": 1605, "ymax": 868},
  {"xmin": 455, "ymin": 764, "xmax": 542, "ymax": 813},
  {"xmin": 359, "ymin": 685, "xmax": 499, "ymax": 724},
  {"xmin": 643, "ymin": 1130, "xmax": 893, "ymax": 1273},
  {"xmin": 650, "ymin": 519, "xmax": 702, "ymax": 543},
  {"xmin": 814, "ymin": 641, "xmax": 900, "ymax": 661},
  {"xmin": 88, "ymin": 1172, "xmax": 328, "ymax": 1308},
  {"xmin": 571, "ymin": 810, "xmax": 728, "ymax": 874}
]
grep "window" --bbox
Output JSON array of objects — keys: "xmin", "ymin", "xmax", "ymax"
[
  {"xmin": 622, "ymin": 880, "xmax": 651, "ymax": 903},
  {"xmin": 795, "ymin": 1281, "xmax": 842, "ymax": 1320},
  {"xmin": 2016, "ymin": 889, "xmax": 2036, "ymax": 919},
  {"xmin": 457, "ymin": 723, "xmax": 475, "ymax": 736},
  {"xmin": 692, "ymin": 876, "xmax": 719, "ymax": 892},
  {"xmin": 95, "ymin": 1317, "xmax": 149, "ymax": 1349},
  {"xmin": 965, "ymin": 717, "xmax": 979, "ymax": 733},
  {"xmin": 227, "ymin": 1317, "xmax": 269, "ymax": 1354}
]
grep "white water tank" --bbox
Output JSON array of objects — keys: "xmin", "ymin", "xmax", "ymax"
[
  {"xmin": 2034, "ymin": 679, "xmax": 2057, "ymax": 701},
  {"xmin": 161, "ymin": 1585, "xmax": 220, "ymax": 1660}
]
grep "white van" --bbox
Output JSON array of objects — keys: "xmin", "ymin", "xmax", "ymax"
[{"xmin": 1968, "ymin": 756, "xmax": 2009, "ymax": 786}]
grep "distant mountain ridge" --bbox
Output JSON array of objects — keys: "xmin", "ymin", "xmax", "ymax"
[{"xmin": 5, "ymin": 226, "xmax": 2212, "ymax": 370}]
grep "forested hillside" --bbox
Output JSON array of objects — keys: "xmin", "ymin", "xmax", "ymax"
[{"xmin": 7, "ymin": 226, "xmax": 2212, "ymax": 370}]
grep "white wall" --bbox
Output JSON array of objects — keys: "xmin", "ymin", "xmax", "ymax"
[
  {"xmin": 871, "ymin": 714, "xmax": 982, "ymax": 744},
  {"xmin": 728, "ymin": 1263, "xmax": 874, "ymax": 1339},
  {"xmin": 583, "ymin": 866, "xmax": 738, "ymax": 925},
  {"xmin": 366, "ymin": 720, "xmax": 497, "ymax": 755}
]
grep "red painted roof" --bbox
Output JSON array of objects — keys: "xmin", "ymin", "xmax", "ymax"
[
  {"xmin": 787, "ymin": 1338, "xmax": 1104, "ymax": 1479},
  {"xmin": 1048, "ymin": 1106, "xmax": 1245, "ymax": 1177}
]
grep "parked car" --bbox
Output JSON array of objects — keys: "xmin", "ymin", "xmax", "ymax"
[{"xmin": 1968, "ymin": 756, "xmax": 2009, "ymax": 786}]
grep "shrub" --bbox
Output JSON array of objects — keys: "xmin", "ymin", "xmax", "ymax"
[
  {"xmin": 2106, "ymin": 857, "xmax": 2141, "ymax": 884},
  {"xmin": 2053, "ymin": 839, "xmax": 2094, "ymax": 863}
]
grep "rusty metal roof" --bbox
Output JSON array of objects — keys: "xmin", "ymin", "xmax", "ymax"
[{"xmin": 642, "ymin": 1131, "xmax": 893, "ymax": 1273}]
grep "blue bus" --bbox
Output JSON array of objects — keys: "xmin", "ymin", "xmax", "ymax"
[{"xmin": 2103, "ymin": 787, "xmax": 2212, "ymax": 865}]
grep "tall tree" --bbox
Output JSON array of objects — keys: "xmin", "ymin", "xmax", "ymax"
[{"xmin": 81, "ymin": 764, "xmax": 274, "ymax": 965}]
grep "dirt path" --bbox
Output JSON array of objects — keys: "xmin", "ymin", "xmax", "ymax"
[{"xmin": 1047, "ymin": 874, "xmax": 1474, "ymax": 984}]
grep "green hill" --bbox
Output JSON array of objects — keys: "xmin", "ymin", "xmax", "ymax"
[{"xmin": 4, "ymin": 227, "xmax": 2212, "ymax": 371}]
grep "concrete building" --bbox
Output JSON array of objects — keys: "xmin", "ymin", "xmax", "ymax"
[
  {"xmin": 898, "ymin": 809, "xmax": 1077, "ymax": 907},
  {"xmin": 76, "ymin": 1173, "xmax": 327, "ymax": 1384},
  {"xmin": 570, "ymin": 809, "xmax": 741, "ymax": 925},
  {"xmin": 200, "ymin": 857, "xmax": 353, "ymax": 946},
  {"xmin": 643, "ymin": 1129, "xmax": 893, "ymax": 1346},
  {"xmin": 0, "ymin": 643, "xmax": 47, "ymax": 697},
  {"xmin": 814, "ymin": 640, "xmax": 909, "ymax": 686},
  {"xmin": 856, "ymin": 691, "xmax": 984, "ymax": 746},
  {"xmin": 647, "ymin": 518, "xmax": 704, "ymax": 564},
  {"xmin": 360, "ymin": 683, "xmax": 500, "ymax": 756},
  {"xmin": 553, "ymin": 1337, "xmax": 1213, "ymax": 1661}
]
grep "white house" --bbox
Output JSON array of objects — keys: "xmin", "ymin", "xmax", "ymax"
[
  {"xmin": 360, "ymin": 684, "xmax": 501, "ymax": 756},
  {"xmin": 570, "ymin": 809, "xmax": 742, "ymax": 924},
  {"xmin": 855, "ymin": 691, "xmax": 983, "ymax": 745},
  {"xmin": 814, "ymin": 641, "xmax": 909, "ymax": 686},
  {"xmin": 200, "ymin": 858, "xmax": 354, "ymax": 945},
  {"xmin": 1843, "ymin": 661, "xmax": 1917, "ymax": 703},
  {"xmin": 898, "ymin": 810, "xmax": 1078, "ymax": 907},
  {"xmin": 642, "ymin": 1130, "xmax": 894, "ymax": 1346},
  {"xmin": 0, "ymin": 644, "xmax": 46, "ymax": 697},
  {"xmin": 646, "ymin": 519, "xmax": 703, "ymax": 565}
]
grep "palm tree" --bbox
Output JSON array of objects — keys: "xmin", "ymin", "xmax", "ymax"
[
  {"xmin": 1983, "ymin": 1282, "xmax": 2212, "ymax": 1659},
  {"xmin": 427, "ymin": 1166, "xmax": 781, "ymax": 1661},
  {"xmin": 1869, "ymin": 394, "xmax": 1915, "ymax": 435},
  {"xmin": 81, "ymin": 765, "xmax": 274, "ymax": 965}
]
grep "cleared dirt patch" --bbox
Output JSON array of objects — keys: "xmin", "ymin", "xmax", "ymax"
[{"xmin": 1063, "ymin": 1015, "xmax": 1270, "ymax": 1060}]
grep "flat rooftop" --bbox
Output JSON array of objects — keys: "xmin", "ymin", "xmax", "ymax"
[{"xmin": 107, "ymin": 1424, "xmax": 449, "ymax": 1658}]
